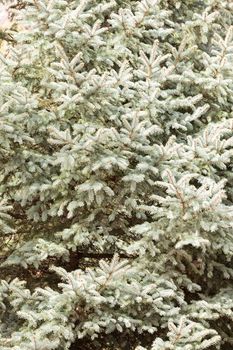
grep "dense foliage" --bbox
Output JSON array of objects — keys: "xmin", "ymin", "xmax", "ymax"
[{"xmin": 0, "ymin": 0, "xmax": 233, "ymax": 349}]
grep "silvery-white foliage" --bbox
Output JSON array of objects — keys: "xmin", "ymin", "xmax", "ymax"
[{"xmin": 0, "ymin": 0, "xmax": 232, "ymax": 349}]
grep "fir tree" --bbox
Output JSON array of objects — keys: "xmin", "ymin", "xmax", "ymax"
[{"xmin": 0, "ymin": 0, "xmax": 233, "ymax": 349}]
